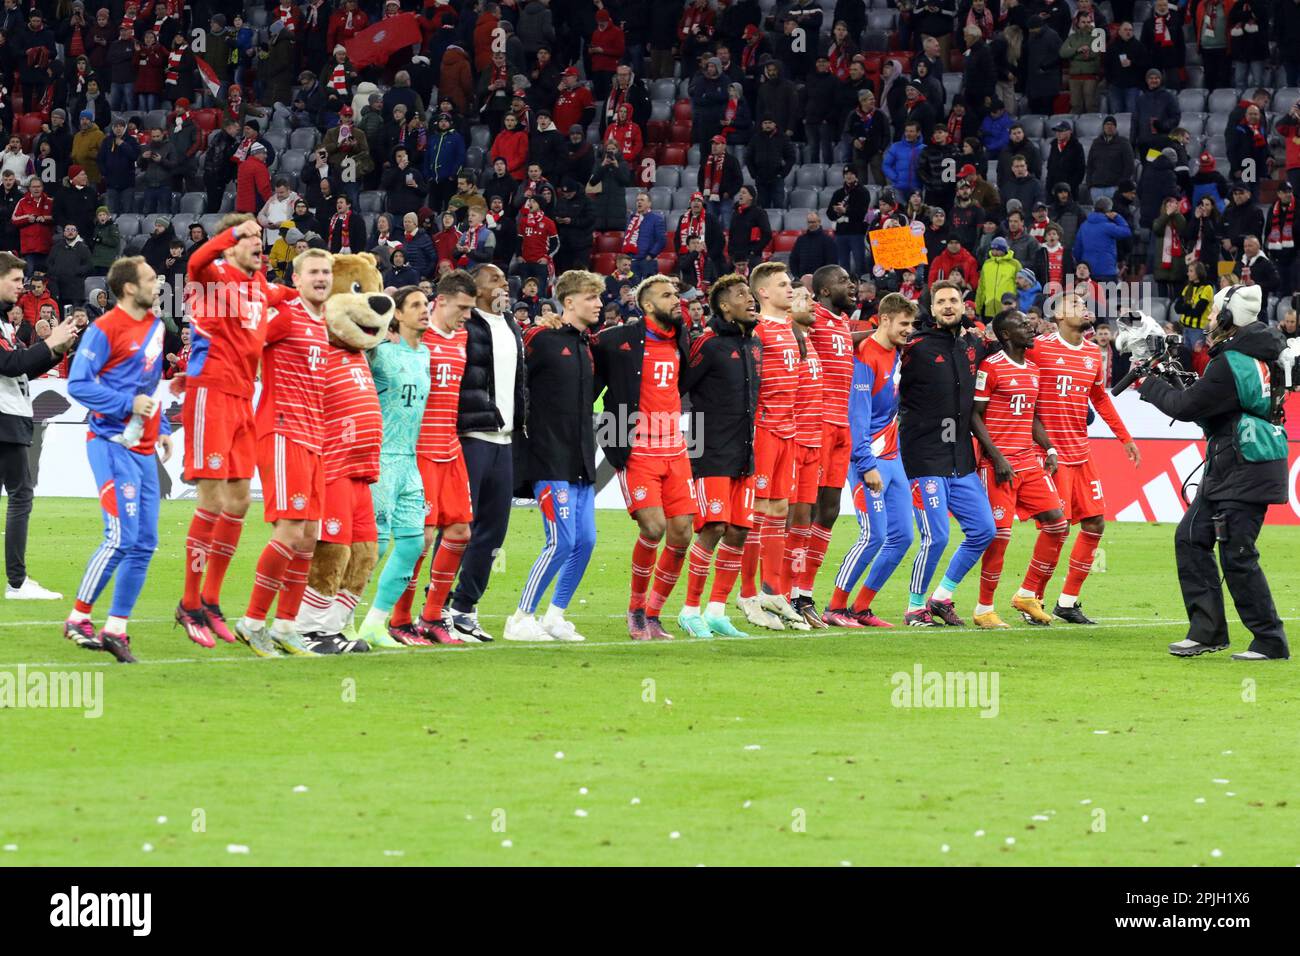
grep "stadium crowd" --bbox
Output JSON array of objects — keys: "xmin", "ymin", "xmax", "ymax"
[{"xmin": 0, "ymin": 0, "xmax": 1293, "ymax": 660}]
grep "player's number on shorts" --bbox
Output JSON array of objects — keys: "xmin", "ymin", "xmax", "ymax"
[{"xmin": 1090, "ymin": 479, "xmax": 1102, "ymax": 500}]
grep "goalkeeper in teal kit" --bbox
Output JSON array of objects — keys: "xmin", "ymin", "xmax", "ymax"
[{"xmin": 356, "ymin": 287, "xmax": 434, "ymax": 649}]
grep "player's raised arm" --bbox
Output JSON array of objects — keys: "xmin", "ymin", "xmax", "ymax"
[{"xmin": 186, "ymin": 222, "xmax": 250, "ymax": 283}]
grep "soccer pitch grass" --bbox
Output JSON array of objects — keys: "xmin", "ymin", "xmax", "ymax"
[{"xmin": 2, "ymin": 498, "xmax": 1298, "ymax": 867}]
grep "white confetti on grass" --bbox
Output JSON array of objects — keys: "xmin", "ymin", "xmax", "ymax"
[
  {"xmin": 293, "ymin": 785, "xmax": 309, "ymax": 793},
  {"xmin": 1226, "ymin": 792, "xmax": 1236, "ymax": 797},
  {"xmin": 1093, "ymin": 730, "xmax": 1109, "ymax": 735},
  {"xmin": 630, "ymin": 797, "xmax": 641, "ymax": 805},
  {"xmin": 744, "ymin": 744, "xmax": 762, "ymax": 751},
  {"xmin": 226, "ymin": 844, "xmax": 250, "ymax": 855},
  {"xmin": 940, "ymin": 844, "xmax": 950, "ymax": 853},
  {"xmin": 156, "ymin": 815, "xmax": 167, "ymax": 824},
  {"xmin": 1195, "ymin": 797, "xmax": 1207, "ymax": 804},
  {"xmin": 1142, "ymin": 815, "xmax": 1150, "ymax": 823},
  {"xmin": 142, "ymin": 843, "xmax": 153, "ymax": 852},
  {"xmin": 1211, "ymin": 848, "xmax": 1223, "ymax": 858},
  {"xmin": 839, "ymin": 860, "xmax": 852, "ymax": 866},
  {"xmin": 554, "ymin": 751, "xmax": 565, "ymax": 759},
  {"xmin": 1032, "ymin": 814, "xmax": 1050, "ymax": 821},
  {"xmin": 742, "ymin": 800, "xmax": 752, "ymax": 809},
  {"xmin": 579, "ymin": 787, "xmax": 588, "ymax": 795},
  {"xmin": 383, "ymin": 850, "xmax": 405, "ymax": 857},
  {"xmin": 1080, "ymin": 799, "xmax": 1092, "ymax": 805},
  {"xmin": 574, "ymin": 809, "xmax": 588, "ymax": 818},
  {"xmin": 974, "ymin": 830, "xmax": 985, "ymax": 837},
  {"xmin": 501, "ymin": 839, "xmax": 513, "ymax": 848},
  {"xmin": 669, "ymin": 831, "xmax": 681, "ymax": 840},
  {"xmin": 1005, "ymin": 837, "xmax": 1016, "ymax": 846},
  {"xmin": 1222, "ymin": 750, "xmax": 1233, "ymax": 755},
  {"xmin": 1, "ymin": 845, "xmax": 15, "ymax": 852},
  {"xmin": 1212, "ymin": 778, "xmax": 1230, "ymax": 784}
]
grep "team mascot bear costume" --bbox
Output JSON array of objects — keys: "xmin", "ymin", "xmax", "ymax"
[{"xmin": 294, "ymin": 253, "xmax": 392, "ymax": 652}]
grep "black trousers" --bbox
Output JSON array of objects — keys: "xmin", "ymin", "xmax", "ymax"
[
  {"xmin": 1175, "ymin": 496, "xmax": 1289, "ymax": 658},
  {"xmin": 0, "ymin": 441, "xmax": 33, "ymax": 588},
  {"xmin": 450, "ymin": 437, "xmax": 515, "ymax": 615}
]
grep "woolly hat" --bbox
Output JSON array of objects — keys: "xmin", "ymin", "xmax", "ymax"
[{"xmin": 1213, "ymin": 284, "xmax": 1263, "ymax": 328}]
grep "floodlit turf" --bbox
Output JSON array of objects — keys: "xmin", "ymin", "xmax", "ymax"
[{"xmin": 1, "ymin": 498, "xmax": 1298, "ymax": 866}]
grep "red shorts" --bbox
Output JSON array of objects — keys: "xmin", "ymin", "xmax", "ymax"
[
  {"xmin": 692, "ymin": 475, "xmax": 755, "ymax": 530},
  {"xmin": 257, "ymin": 433, "xmax": 326, "ymax": 522},
  {"xmin": 980, "ymin": 462, "xmax": 1064, "ymax": 530},
  {"xmin": 753, "ymin": 425, "xmax": 796, "ymax": 501},
  {"xmin": 320, "ymin": 476, "xmax": 379, "ymax": 544},
  {"xmin": 792, "ymin": 442, "xmax": 822, "ymax": 505},
  {"xmin": 1052, "ymin": 457, "xmax": 1106, "ymax": 523},
  {"xmin": 183, "ymin": 386, "xmax": 257, "ymax": 482},
  {"xmin": 618, "ymin": 451, "xmax": 697, "ymax": 518},
  {"xmin": 819, "ymin": 422, "xmax": 852, "ymax": 490},
  {"xmin": 418, "ymin": 454, "xmax": 474, "ymax": 527}
]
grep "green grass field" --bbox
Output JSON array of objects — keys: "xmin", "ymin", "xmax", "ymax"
[{"xmin": 1, "ymin": 498, "xmax": 1298, "ymax": 866}]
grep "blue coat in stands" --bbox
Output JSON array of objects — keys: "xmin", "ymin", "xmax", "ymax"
[
  {"xmin": 627, "ymin": 210, "xmax": 666, "ymax": 260},
  {"xmin": 425, "ymin": 129, "xmax": 467, "ymax": 183},
  {"xmin": 883, "ymin": 138, "xmax": 924, "ymax": 194},
  {"xmin": 96, "ymin": 135, "xmax": 141, "ymax": 192},
  {"xmin": 1072, "ymin": 210, "xmax": 1132, "ymax": 278},
  {"xmin": 401, "ymin": 229, "xmax": 438, "ymax": 276}
]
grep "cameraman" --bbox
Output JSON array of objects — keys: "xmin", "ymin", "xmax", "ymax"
[{"xmin": 1137, "ymin": 284, "xmax": 1290, "ymax": 661}]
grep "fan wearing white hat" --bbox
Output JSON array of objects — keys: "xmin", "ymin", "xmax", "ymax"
[{"xmin": 1137, "ymin": 283, "xmax": 1291, "ymax": 661}]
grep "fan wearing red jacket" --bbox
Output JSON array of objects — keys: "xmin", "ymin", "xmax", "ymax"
[
  {"xmin": 604, "ymin": 103, "xmax": 643, "ymax": 164},
  {"xmin": 1025, "ymin": 289, "xmax": 1140, "ymax": 624},
  {"xmin": 517, "ymin": 196, "xmax": 559, "ymax": 295},
  {"xmin": 231, "ymin": 249, "xmax": 334, "ymax": 658},
  {"xmin": 929, "ymin": 237, "xmax": 980, "ymax": 293},
  {"xmin": 174, "ymin": 214, "xmax": 294, "ymax": 648},
  {"xmin": 326, "ymin": 0, "xmax": 369, "ymax": 53},
  {"xmin": 552, "ymin": 67, "xmax": 594, "ymax": 132},
  {"xmin": 12, "ymin": 178, "xmax": 55, "ymax": 272}
]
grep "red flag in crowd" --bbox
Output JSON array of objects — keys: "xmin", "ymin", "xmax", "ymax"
[{"xmin": 344, "ymin": 13, "xmax": 423, "ymax": 70}]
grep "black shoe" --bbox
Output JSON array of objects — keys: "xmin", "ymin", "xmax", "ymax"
[
  {"xmin": 790, "ymin": 595, "xmax": 828, "ymax": 629},
  {"xmin": 1052, "ymin": 601, "xmax": 1097, "ymax": 625},
  {"xmin": 1168, "ymin": 638, "xmax": 1227, "ymax": 657},
  {"xmin": 98, "ymin": 630, "xmax": 137, "ymax": 663},
  {"xmin": 450, "ymin": 610, "xmax": 494, "ymax": 642},
  {"xmin": 302, "ymin": 632, "xmax": 344, "ymax": 655}
]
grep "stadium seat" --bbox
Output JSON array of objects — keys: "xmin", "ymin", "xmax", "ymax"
[
  {"xmin": 656, "ymin": 252, "xmax": 678, "ymax": 274},
  {"xmin": 687, "ymin": 145, "xmax": 701, "ymax": 165},
  {"xmin": 787, "ymin": 187, "xmax": 817, "ymax": 209},
  {"xmin": 784, "ymin": 208, "xmax": 814, "ymax": 230},
  {"xmin": 672, "ymin": 100, "xmax": 692, "ymax": 122},
  {"xmin": 1019, "ymin": 115, "xmax": 1045, "ymax": 138},
  {"xmin": 470, "ymin": 125, "xmax": 491, "ymax": 150},
  {"xmin": 249, "ymin": 7, "xmax": 269, "ymax": 27},
  {"xmin": 465, "ymin": 145, "xmax": 485, "ymax": 169},
  {"xmin": 1185, "ymin": 66, "xmax": 1205, "ymax": 90},
  {"xmin": 1178, "ymin": 89, "xmax": 1208, "ymax": 113},
  {"xmin": 796, "ymin": 165, "xmax": 826, "ymax": 188},
  {"xmin": 1273, "ymin": 88, "xmax": 1300, "ymax": 116},
  {"xmin": 1208, "ymin": 89, "xmax": 1243, "ymax": 114},
  {"xmin": 179, "ymin": 192, "xmax": 206, "ymax": 215},
  {"xmin": 647, "ymin": 119, "xmax": 670, "ymax": 143},
  {"xmin": 1206, "ymin": 113, "xmax": 1229, "ymax": 136},
  {"xmin": 592, "ymin": 252, "xmax": 616, "ymax": 275},
  {"xmin": 669, "ymin": 121, "xmax": 692, "ymax": 143},
  {"xmin": 941, "ymin": 73, "xmax": 962, "ymax": 102},
  {"xmin": 126, "ymin": 234, "xmax": 149, "ymax": 255},
  {"xmin": 144, "ymin": 109, "xmax": 167, "ymax": 131},
  {"xmin": 824, "ymin": 166, "xmax": 844, "ymax": 189},
  {"xmin": 359, "ymin": 191, "xmax": 384, "ymax": 213},
  {"xmin": 278, "ymin": 149, "xmax": 306, "ymax": 178},
  {"xmin": 772, "ymin": 230, "xmax": 800, "ymax": 253},
  {"xmin": 660, "ymin": 145, "xmax": 687, "ymax": 167},
  {"xmin": 650, "ymin": 101, "xmax": 671, "ymax": 123},
  {"xmin": 14, "ymin": 113, "xmax": 42, "ymax": 148},
  {"xmin": 84, "ymin": 277, "xmax": 109, "ymax": 301},
  {"xmin": 595, "ymin": 231, "xmax": 624, "ymax": 254},
  {"xmin": 289, "ymin": 127, "xmax": 320, "ymax": 151},
  {"xmin": 649, "ymin": 185, "xmax": 672, "ymax": 209},
  {"xmin": 654, "ymin": 165, "xmax": 681, "ymax": 189},
  {"xmin": 624, "ymin": 187, "xmax": 640, "ymax": 211},
  {"xmin": 199, "ymin": 213, "xmax": 226, "ymax": 235},
  {"xmin": 651, "ymin": 79, "xmax": 677, "ymax": 102},
  {"xmin": 861, "ymin": 28, "xmax": 889, "ymax": 51},
  {"xmin": 867, "ymin": 10, "xmax": 897, "ymax": 29},
  {"xmin": 1075, "ymin": 114, "xmax": 1104, "ymax": 138},
  {"xmin": 193, "ymin": 108, "xmax": 220, "ymax": 133},
  {"xmin": 671, "ymin": 185, "xmax": 696, "ymax": 209},
  {"xmin": 265, "ymin": 129, "xmax": 290, "ymax": 154},
  {"xmin": 1180, "ymin": 114, "xmax": 1205, "ymax": 138}
]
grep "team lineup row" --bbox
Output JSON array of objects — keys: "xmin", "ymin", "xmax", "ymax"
[{"xmin": 51, "ymin": 214, "xmax": 1174, "ymax": 660}]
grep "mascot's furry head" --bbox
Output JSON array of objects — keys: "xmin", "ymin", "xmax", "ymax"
[{"xmin": 325, "ymin": 253, "xmax": 392, "ymax": 352}]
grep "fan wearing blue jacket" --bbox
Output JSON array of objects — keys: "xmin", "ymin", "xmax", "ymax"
[
  {"xmin": 883, "ymin": 121, "xmax": 925, "ymax": 195},
  {"xmin": 62, "ymin": 257, "xmax": 171, "ymax": 663},
  {"xmin": 1071, "ymin": 195, "xmax": 1132, "ymax": 281},
  {"xmin": 822, "ymin": 293, "xmax": 918, "ymax": 628}
]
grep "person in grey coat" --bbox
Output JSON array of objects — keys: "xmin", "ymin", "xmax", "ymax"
[
  {"xmin": 1130, "ymin": 69, "xmax": 1181, "ymax": 150},
  {"xmin": 585, "ymin": 143, "xmax": 633, "ymax": 231},
  {"xmin": 1084, "ymin": 116, "xmax": 1136, "ymax": 202},
  {"xmin": 136, "ymin": 128, "xmax": 179, "ymax": 215}
]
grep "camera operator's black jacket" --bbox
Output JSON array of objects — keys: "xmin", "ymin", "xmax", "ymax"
[
  {"xmin": 1138, "ymin": 321, "xmax": 1288, "ymax": 505},
  {"xmin": 898, "ymin": 317, "xmax": 988, "ymax": 479},
  {"xmin": 513, "ymin": 323, "xmax": 596, "ymax": 490},
  {"xmin": 679, "ymin": 315, "xmax": 761, "ymax": 479},
  {"xmin": 591, "ymin": 319, "xmax": 690, "ymax": 471}
]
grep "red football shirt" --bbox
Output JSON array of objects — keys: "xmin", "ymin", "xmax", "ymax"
[
  {"xmin": 185, "ymin": 227, "xmax": 294, "ymax": 398},
  {"xmin": 793, "ymin": 338, "xmax": 823, "ymax": 448},
  {"xmin": 1028, "ymin": 331, "xmax": 1133, "ymax": 466},
  {"xmin": 256, "ymin": 295, "xmax": 329, "ymax": 452},
  {"xmin": 631, "ymin": 328, "xmax": 685, "ymax": 458},
  {"xmin": 517, "ymin": 211, "xmax": 558, "ymax": 263},
  {"xmin": 416, "ymin": 324, "xmax": 468, "ymax": 462},
  {"xmin": 974, "ymin": 351, "xmax": 1042, "ymax": 472},
  {"xmin": 807, "ymin": 303, "xmax": 854, "ymax": 427},
  {"xmin": 321, "ymin": 345, "xmax": 382, "ymax": 484},
  {"xmin": 755, "ymin": 314, "xmax": 799, "ymax": 439}
]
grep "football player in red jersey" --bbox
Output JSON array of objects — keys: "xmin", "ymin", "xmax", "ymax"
[
  {"xmin": 972, "ymin": 311, "xmax": 1070, "ymax": 628},
  {"xmin": 785, "ymin": 295, "xmax": 828, "ymax": 628},
  {"xmin": 232, "ymin": 249, "xmax": 333, "ymax": 657},
  {"xmin": 1028, "ymin": 289, "xmax": 1140, "ymax": 623},
  {"xmin": 388, "ymin": 269, "xmax": 478, "ymax": 645},
  {"xmin": 592, "ymin": 274, "xmax": 697, "ymax": 641},
  {"xmin": 175, "ymin": 214, "xmax": 295, "ymax": 646},
  {"xmin": 736, "ymin": 262, "xmax": 810, "ymax": 631},
  {"xmin": 793, "ymin": 264, "xmax": 858, "ymax": 617}
]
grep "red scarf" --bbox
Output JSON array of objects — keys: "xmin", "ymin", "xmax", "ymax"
[
  {"xmin": 1044, "ymin": 244, "xmax": 1065, "ymax": 286},
  {"xmin": 605, "ymin": 81, "xmax": 629, "ymax": 124},
  {"xmin": 1154, "ymin": 13, "xmax": 1173, "ymax": 46},
  {"xmin": 1268, "ymin": 200, "xmax": 1296, "ymax": 249},
  {"xmin": 678, "ymin": 207, "xmax": 705, "ymax": 252},
  {"xmin": 278, "ymin": 2, "xmax": 298, "ymax": 33},
  {"xmin": 828, "ymin": 43, "xmax": 850, "ymax": 81},
  {"xmin": 693, "ymin": 253, "xmax": 705, "ymax": 289},
  {"xmin": 623, "ymin": 212, "xmax": 643, "ymax": 254},
  {"xmin": 1246, "ymin": 122, "xmax": 1266, "ymax": 150},
  {"xmin": 68, "ymin": 26, "xmax": 86, "ymax": 59},
  {"xmin": 330, "ymin": 212, "xmax": 352, "ymax": 251},
  {"xmin": 165, "ymin": 44, "xmax": 186, "ymax": 87},
  {"xmin": 1160, "ymin": 223, "xmax": 1183, "ymax": 268},
  {"xmin": 965, "ymin": 7, "xmax": 993, "ymax": 38},
  {"xmin": 1200, "ymin": 0, "xmax": 1219, "ymax": 34},
  {"xmin": 702, "ymin": 154, "xmax": 724, "ymax": 196},
  {"xmin": 608, "ymin": 121, "xmax": 636, "ymax": 159},
  {"xmin": 946, "ymin": 111, "xmax": 963, "ymax": 144},
  {"xmin": 172, "ymin": 108, "xmax": 190, "ymax": 134},
  {"xmin": 305, "ymin": 0, "xmax": 323, "ymax": 29},
  {"xmin": 329, "ymin": 63, "xmax": 349, "ymax": 95},
  {"xmin": 741, "ymin": 40, "xmax": 760, "ymax": 72}
]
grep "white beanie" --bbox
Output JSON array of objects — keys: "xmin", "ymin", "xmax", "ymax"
[{"xmin": 1213, "ymin": 284, "xmax": 1262, "ymax": 327}]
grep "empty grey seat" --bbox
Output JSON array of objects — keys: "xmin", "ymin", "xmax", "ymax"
[
  {"xmin": 115, "ymin": 213, "xmax": 142, "ymax": 237},
  {"xmin": 289, "ymin": 127, "xmax": 320, "ymax": 151},
  {"xmin": 470, "ymin": 125, "xmax": 491, "ymax": 150},
  {"xmin": 1075, "ymin": 114, "xmax": 1104, "ymax": 138},
  {"xmin": 649, "ymin": 185, "xmax": 672, "ymax": 209},
  {"xmin": 278, "ymin": 149, "xmax": 306, "ymax": 178},
  {"xmin": 867, "ymin": 10, "xmax": 897, "ymax": 30},
  {"xmin": 199, "ymin": 212, "xmax": 225, "ymax": 234},
  {"xmin": 687, "ymin": 144, "xmax": 701, "ymax": 165},
  {"xmin": 179, "ymin": 191, "xmax": 207, "ymax": 214},
  {"xmin": 1206, "ymin": 113, "xmax": 1230, "ymax": 136},
  {"xmin": 264, "ymin": 129, "xmax": 290, "ymax": 154},
  {"xmin": 651, "ymin": 79, "xmax": 676, "ymax": 102},
  {"xmin": 169, "ymin": 213, "xmax": 195, "ymax": 235},
  {"xmin": 654, "ymin": 166, "xmax": 680, "ymax": 188},
  {"xmin": 126, "ymin": 234, "xmax": 149, "ymax": 254},
  {"xmin": 624, "ymin": 186, "xmax": 640, "ymax": 211},
  {"xmin": 673, "ymin": 185, "xmax": 697, "ymax": 209},
  {"xmin": 787, "ymin": 187, "xmax": 817, "ymax": 209},
  {"xmin": 1208, "ymin": 88, "xmax": 1243, "ymax": 114},
  {"xmin": 144, "ymin": 109, "xmax": 167, "ymax": 131},
  {"xmin": 825, "ymin": 166, "xmax": 844, "ymax": 189},
  {"xmin": 783, "ymin": 207, "xmax": 814, "ymax": 229},
  {"xmin": 1178, "ymin": 89, "xmax": 1208, "ymax": 113},
  {"xmin": 1018, "ymin": 115, "xmax": 1045, "ymax": 138},
  {"xmin": 359, "ymin": 191, "xmax": 385, "ymax": 213},
  {"xmin": 796, "ymin": 164, "xmax": 826, "ymax": 188},
  {"xmin": 465, "ymin": 145, "xmax": 485, "ymax": 169},
  {"xmin": 650, "ymin": 101, "xmax": 671, "ymax": 122},
  {"xmin": 1180, "ymin": 114, "xmax": 1205, "ymax": 137},
  {"xmin": 1273, "ymin": 88, "xmax": 1300, "ymax": 116}
]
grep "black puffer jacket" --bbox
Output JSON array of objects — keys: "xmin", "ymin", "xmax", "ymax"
[
  {"xmin": 898, "ymin": 317, "xmax": 987, "ymax": 479},
  {"xmin": 1139, "ymin": 320, "xmax": 1288, "ymax": 505},
  {"xmin": 456, "ymin": 307, "xmax": 528, "ymax": 436}
]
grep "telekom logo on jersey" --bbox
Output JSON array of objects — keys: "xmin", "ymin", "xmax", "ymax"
[{"xmin": 652, "ymin": 361, "xmax": 675, "ymax": 388}]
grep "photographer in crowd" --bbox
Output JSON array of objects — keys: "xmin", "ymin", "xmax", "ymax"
[{"xmin": 1137, "ymin": 284, "xmax": 1290, "ymax": 661}]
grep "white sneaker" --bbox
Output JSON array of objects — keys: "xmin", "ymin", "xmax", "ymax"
[
  {"xmin": 503, "ymin": 610, "xmax": 554, "ymax": 642},
  {"xmin": 6, "ymin": 577, "xmax": 62, "ymax": 600},
  {"xmin": 737, "ymin": 595, "xmax": 784, "ymax": 630},
  {"xmin": 544, "ymin": 617, "xmax": 586, "ymax": 642},
  {"xmin": 759, "ymin": 592, "xmax": 811, "ymax": 630}
]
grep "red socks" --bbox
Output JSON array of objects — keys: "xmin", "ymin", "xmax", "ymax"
[
  {"xmin": 247, "ymin": 540, "xmax": 293, "ymax": 621},
  {"xmin": 782, "ymin": 524, "xmax": 810, "ymax": 597},
  {"xmin": 759, "ymin": 513, "xmax": 786, "ymax": 593},
  {"xmin": 798, "ymin": 523, "xmax": 833, "ymax": 593},
  {"xmin": 709, "ymin": 541, "xmax": 743, "ymax": 605},
  {"xmin": 1022, "ymin": 519, "xmax": 1070, "ymax": 596},
  {"xmin": 629, "ymin": 535, "xmax": 658, "ymax": 611},
  {"xmin": 1063, "ymin": 529, "xmax": 1103, "ymax": 598},
  {"xmin": 420, "ymin": 536, "xmax": 468, "ymax": 622},
  {"xmin": 739, "ymin": 525, "xmax": 760, "ymax": 599},
  {"xmin": 979, "ymin": 530, "xmax": 1012, "ymax": 605},
  {"xmin": 389, "ymin": 551, "xmax": 426, "ymax": 627},
  {"xmin": 685, "ymin": 540, "xmax": 715, "ymax": 608},
  {"xmin": 201, "ymin": 512, "xmax": 245, "ymax": 607},
  {"xmin": 851, "ymin": 585, "xmax": 878, "ymax": 614},
  {"xmin": 646, "ymin": 543, "xmax": 688, "ymax": 617},
  {"xmin": 183, "ymin": 508, "xmax": 218, "ymax": 608},
  {"xmin": 274, "ymin": 550, "xmax": 314, "ymax": 622}
]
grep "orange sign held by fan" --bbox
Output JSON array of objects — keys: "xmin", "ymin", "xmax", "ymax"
[{"xmin": 869, "ymin": 225, "xmax": 928, "ymax": 270}]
